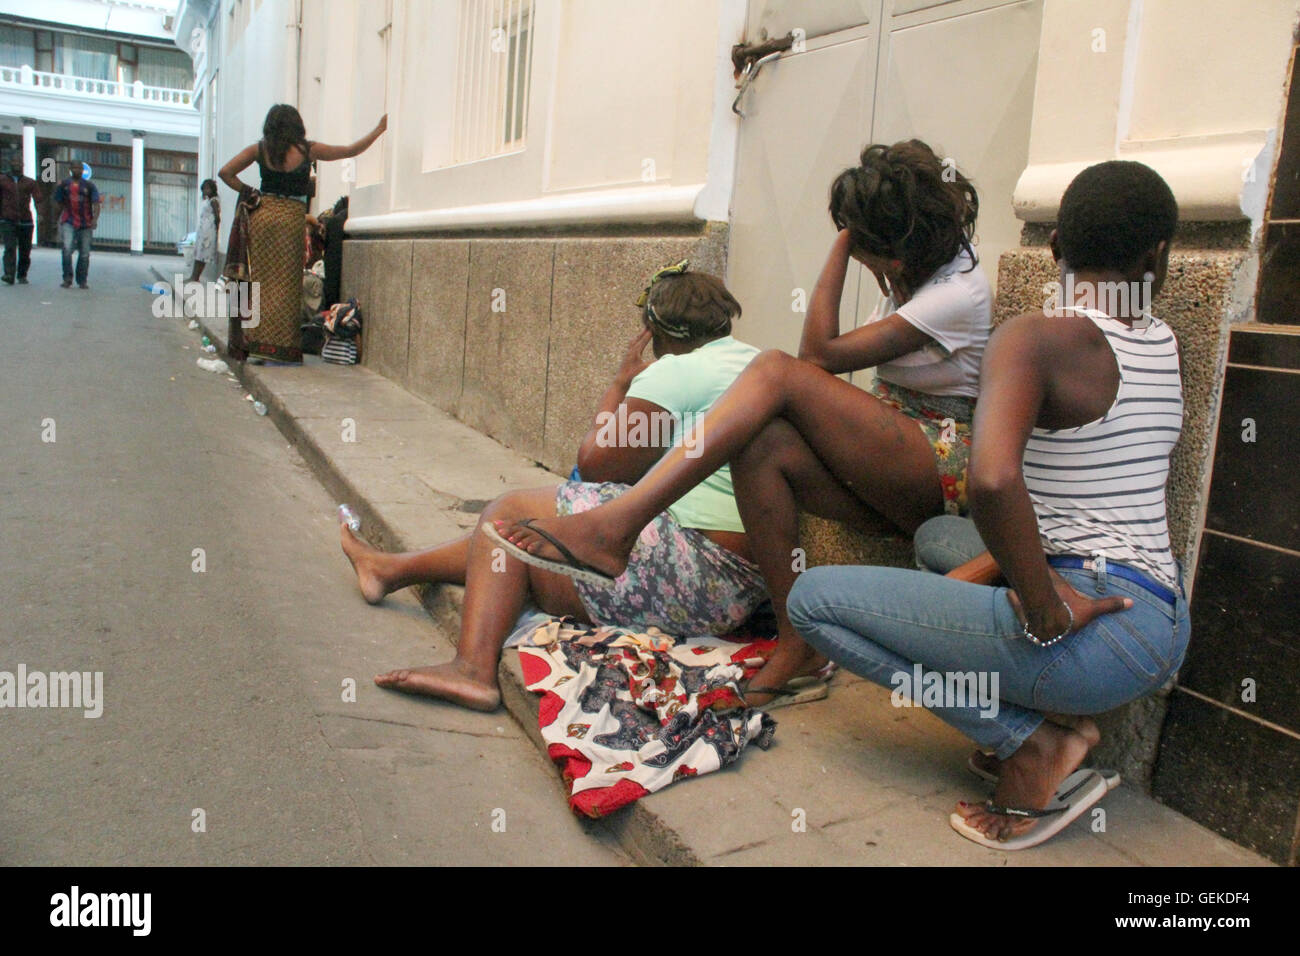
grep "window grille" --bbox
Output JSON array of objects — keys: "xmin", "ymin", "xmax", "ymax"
[{"xmin": 450, "ymin": 0, "xmax": 535, "ymax": 164}]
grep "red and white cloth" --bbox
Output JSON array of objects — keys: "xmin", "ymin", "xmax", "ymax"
[{"xmin": 517, "ymin": 620, "xmax": 777, "ymax": 818}]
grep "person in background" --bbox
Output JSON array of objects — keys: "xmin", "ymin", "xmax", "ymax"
[
  {"xmin": 218, "ymin": 105, "xmax": 385, "ymax": 364},
  {"xmin": 190, "ymin": 179, "xmax": 220, "ymax": 284},
  {"xmin": 0, "ymin": 170, "xmax": 11, "ymax": 284},
  {"xmin": 319, "ymin": 195, "xmax": 348, "ymax": 309},
  {"xmin": 53, "ymin": 162, "xmax": 100, "ymax": 290},
  {"xmin": 0, "ymin": 151, "xmax": 43, "ymax": 285}
]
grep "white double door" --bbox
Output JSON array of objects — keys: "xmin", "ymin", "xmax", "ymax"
[{"xmin": 727, "ymin": 0, "xmax": 1045, "ymax": 383}]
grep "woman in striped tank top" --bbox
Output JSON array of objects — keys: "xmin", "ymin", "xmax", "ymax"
[{"xmin": 785, "ymin": 161, "xmax": 1189, "ymax": 850}]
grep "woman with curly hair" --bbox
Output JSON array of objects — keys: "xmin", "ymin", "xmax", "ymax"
[{"xmin": 490, "ymin": 140, "xmax": 993, "ymax": 705}]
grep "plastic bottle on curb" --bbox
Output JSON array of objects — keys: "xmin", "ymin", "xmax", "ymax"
[
  {"xmin": 252, "ymin": 401, "xmax": 268, "ymax": 416},
  {"xmin": 338, "ymin": 504, "xmax": 361, "ymax": 532}
]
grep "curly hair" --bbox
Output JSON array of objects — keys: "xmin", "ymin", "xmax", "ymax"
[
  {"xmin": 1057, "ymin": 161, "xmax": 1177, "ymax": 271},
  {"xmin": 828, "ymin": 139, "xmax": 978, "ymax": 291},
  {"xmin": 262, "ymin": 104, "xmax": 310, "ymax": 169}
]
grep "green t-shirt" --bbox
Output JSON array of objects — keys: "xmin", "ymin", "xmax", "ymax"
[{"xmin": 623, "ymin": 335, "xmax": 760, "ymax": 532}]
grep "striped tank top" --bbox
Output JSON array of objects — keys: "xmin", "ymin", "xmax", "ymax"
[{"xmin": 1023, "ymin": 308, "xmax": 1182, "ymax": 590}]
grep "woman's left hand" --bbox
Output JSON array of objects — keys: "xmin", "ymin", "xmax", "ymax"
[{"xmin": 375, "ymin": 114, "xmax": 388, "ymax": 134}]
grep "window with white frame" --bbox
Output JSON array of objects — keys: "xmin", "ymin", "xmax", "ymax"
[{"xmin": 450, "ymin": 0, "xmax": 535, "ymax": 165}]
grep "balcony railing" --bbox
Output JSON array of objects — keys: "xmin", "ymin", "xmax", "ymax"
[{"xmin": 0, "ymin": 65, "xmax": 193, "ymax": 108}]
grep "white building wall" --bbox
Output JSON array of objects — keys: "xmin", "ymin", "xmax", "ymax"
[
  {"xmin": 1015, "ymin": 0, "xmax": 1300, "ymax": 230},
  {"xmin": 285, "ymin": 0, "xmax": 732, "ymax": 228},
  {"xmin": 208, "ymin": 0, "xmax": 295, "ymax": 212}
]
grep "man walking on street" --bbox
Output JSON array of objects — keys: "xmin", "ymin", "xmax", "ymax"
[
  {"xmin": 0, "ymin": 151, "xmax": 43, "ymax": 285},
  {"xmin": 53, "ymin": 162, "xmax": 100, "ymax": 289}
]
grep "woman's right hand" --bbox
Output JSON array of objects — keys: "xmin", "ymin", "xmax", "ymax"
[
  {"xmin": 614, "ymin": 328, "xmax": 654, "ymax": 388},
  {"xmin": 375, "ymin": 114, "xmax": 388, "ymax": 135}
]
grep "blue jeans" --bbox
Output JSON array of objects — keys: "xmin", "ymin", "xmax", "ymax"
[
  {"xmin": 787, "ymin": 559, "xmax": 1190, "ymax": 761},
  {"xmin": 914, "ymin": 514, "xmax": 988, "ymax": 573},
  {"xmin": 60, "ymin": 222, "xmax": 93, "ymax": 285}
]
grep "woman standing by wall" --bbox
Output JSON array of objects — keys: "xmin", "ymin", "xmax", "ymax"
[
  {"xmin": 189, "ymin": 179, "xmax": 220, "ymax": 284},
  {"xmin": 219, "ymin": 105, "xmax": 385, "ymax": 363}
]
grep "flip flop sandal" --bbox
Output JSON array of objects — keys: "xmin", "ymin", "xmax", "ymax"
[
  {"xmin": 745, "ymin": 675, "xmax": 829, "ymax": 710},
  {"xmin": 949, "ymin": 768, "xmax": 1110, "ymax": 851},
  {"xmin": 967, "ymin": 753, "xmax": 1121, "ymax": 791},
  {"xmin": 482, "ymin": 519, "xmax": 618, "ymax": 588}
]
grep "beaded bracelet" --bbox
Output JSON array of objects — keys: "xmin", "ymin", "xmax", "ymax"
[{"xmin": 1023, "ymin": 601, "xmax": 1074, "ymax": 647}]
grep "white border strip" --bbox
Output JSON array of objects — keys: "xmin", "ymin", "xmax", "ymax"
[{"xmin": 346, "ymin": 183, "xmax": 706, "ymax": 234}]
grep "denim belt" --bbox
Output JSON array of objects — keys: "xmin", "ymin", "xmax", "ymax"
[{"xmin": 1047, "ymin": 555, "xmax": 1177, "ymax": 606}]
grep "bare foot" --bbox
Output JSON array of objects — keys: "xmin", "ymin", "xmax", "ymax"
[
  {"xmin": 969, "ymin": 750, "xmax": 1001, "ymax": 779},
  {"xmin": 374, "ymin": 660, "xmax": 501, "ymax": 712},
  {"xmin": 340, "ymin": 522, "xmax": 390, "ymax": 604},
  {"xmin": 801, "ymin": 653, "xmax": 832, "ymax": 679},
  {"xmin": 968, "ymin": 715, "xmax": 1098, "ymax": 781},
  {"xmin": 743, "ymin": 640, "xmax": 820, "ymax": 706},
  {"xmin": 1045, "ymin": 713, "xmax": 1100, "ymax": 747},
  {"xmin": 494, "ymin": 511, "xmax": 638, "ymax": 580},
  {"xmin": 954, "ymin": 720, "xmax": 1094, "ymax": 842}
]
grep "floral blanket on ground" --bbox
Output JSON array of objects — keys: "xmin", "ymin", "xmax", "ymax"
[{"xmin": 517, "ymin": 619, "xmax": 778, "ymax": 819}]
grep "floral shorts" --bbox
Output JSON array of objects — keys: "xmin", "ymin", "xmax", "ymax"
[
  {"xmin": 555, "ymin": 482, "xmax": 768, "ymax": 636},
  {"xmin": 872, "ymin": 380, "xmax": 974, "ymax": 515}
]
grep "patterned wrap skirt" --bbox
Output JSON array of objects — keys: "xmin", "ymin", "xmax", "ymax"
[
  {"xmin": 871, "ymin": 379, "xmax": 975, "ymax": 515},
  {"xmin": 240, "ymin": 194, "xmax": 306, "ymax": 363},
  {"xmin": 556, "ymin": 481, "xmax": 768, "ymax": 636}
]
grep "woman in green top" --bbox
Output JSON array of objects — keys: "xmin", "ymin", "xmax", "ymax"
[{"xmin": 342, "ymin": 269, "xmax": 768, "ymax": 712}]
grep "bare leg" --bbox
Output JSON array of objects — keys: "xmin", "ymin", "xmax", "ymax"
[
  {"xmin": 189, "ymin": 260, "xmax": 205, "ymax": 284},
  {"xmin": 341, "ymin": 524, "xmax": 472, "ymax": 604},
  {"xmin": 969, "ymin": 714, "xmax": 1100, "ymax": 780},
  {"xmin": 731, "ymin": 418, "xmax": 897, "ymax": 702},
  {"xmin": 499, "ymin": 350, "xmax": 941, "ymax": 578},
  {"xmin": 954, "ymin": 720, "xmax": 1096, "ymax": 841},
  {"xmin": 374, "ymin": 487, "xmax": 589, "ymax": 711}
]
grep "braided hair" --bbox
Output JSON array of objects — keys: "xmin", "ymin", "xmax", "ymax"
[{"xmin": 643, "ymin": 271, "xmax": 741, "ymax": 345}]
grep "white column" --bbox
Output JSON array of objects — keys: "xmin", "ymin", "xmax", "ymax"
[
  {"xmin": 130, "ymin": 130, "xmax": 145, "ymax": 255},
  {"xmin": 21, "ymin": 118, "xmax": 36, "ymax": 179}
]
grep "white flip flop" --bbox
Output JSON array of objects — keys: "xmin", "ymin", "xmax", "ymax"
[
  {"xmin": 949, "ymin": 768, "xmax": 1110, "ymax": 851},
  {"xmin": 749, "ymin": 675, "xmax": 829, "ymax": 710}
]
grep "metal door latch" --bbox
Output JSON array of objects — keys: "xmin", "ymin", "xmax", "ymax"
[{"xmin": 730, "ymin": 34, "xmax": 795, "ymax": 116}]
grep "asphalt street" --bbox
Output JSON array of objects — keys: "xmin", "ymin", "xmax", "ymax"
[{"xmin": 0, "ymin": 247, "xmax": 627, "ymax": 866}]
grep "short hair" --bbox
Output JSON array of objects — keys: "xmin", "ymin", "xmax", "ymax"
[
  {"xmin": 1057, "ymin": 161, "xmax": 1178, "ymax": 271},
  {"xmin": 644, "ymin": 272, "xmax": 741, "ymax": 342}
]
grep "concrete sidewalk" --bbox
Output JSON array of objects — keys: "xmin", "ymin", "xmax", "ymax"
[{"xmin": 180, "ymin": 286, "xmax": 1268, "ymax": 867}]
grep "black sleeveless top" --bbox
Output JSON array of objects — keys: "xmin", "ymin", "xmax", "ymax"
[{"xmin": 257, "ymin": 141, "xmax": 312, "ymax": 197}]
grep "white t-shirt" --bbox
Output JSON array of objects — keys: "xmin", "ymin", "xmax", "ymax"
[{"xmin": 866, "ymin": 249, "xmax": 991, "ymax": 398}]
